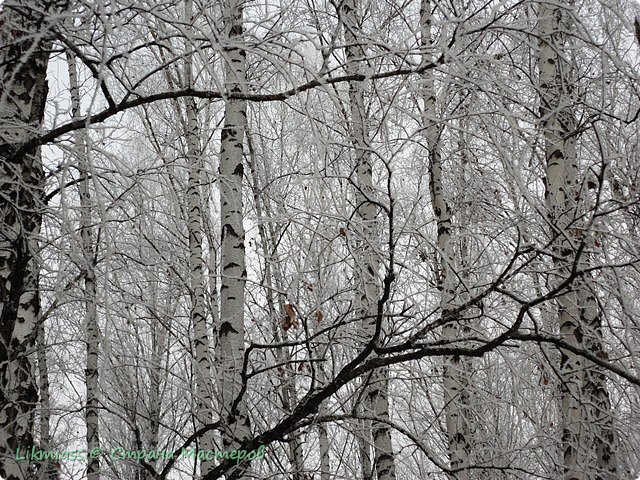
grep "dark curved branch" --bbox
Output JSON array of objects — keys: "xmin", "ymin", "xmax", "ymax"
[{"xmin": 14, "ymin": 55, "xmax": 446, "ymax": 159}]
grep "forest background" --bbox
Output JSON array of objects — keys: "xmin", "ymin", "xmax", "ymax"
[{"xmin": 1, "ymin": 0, "xmax": 640, "ymax": 479}]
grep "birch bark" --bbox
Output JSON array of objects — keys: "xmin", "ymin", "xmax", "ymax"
[
  {"xmin": 219, "ymin": 0, "xmax": 251, "ymax": 474},
  {"xmin": 184, "ymin": 2, "xmax": 216, "ymax": 476},
  {"xmin": 36, "ymin": 321, "xmax": 52, "ymax": 477},
  {"xmin": 420, "ymin": 1, "xmax": 472, "ymax": 477},
  {"xmin": 0, "ymin": 2, "xmax": 51, "ymax": 478},
  {"xmin": 67, "ymin": 48, "xmax": 101, "ymax": 480},
  {"xmin": 537, "ymin": 3, "xmax": 619, "ymax": 479},
  {"xmin": 341, "ymin": 1, "xmax": 396, "ymax": 478}
]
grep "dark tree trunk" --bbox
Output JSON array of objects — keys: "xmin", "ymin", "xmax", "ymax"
[{"xmin": 0, "ymin": 2, "xmax": 53, "ymax": 479}]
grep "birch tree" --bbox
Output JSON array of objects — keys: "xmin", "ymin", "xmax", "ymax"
[
  {"xmin": 419, "ymin": 1, "xmax": 474, "ymax": 477},
  {"xmin": 0, "ymin": 1, "xmax": 54, "ymax": 478},
  {"xmin": 537, "ymin": 2, "xmax": 620, "ymax": 478},
  {"xmin": 218, "ymin": 0, "xmax": 251, "ymax": 475},
  {"xmin": 183, "ymin": 1, "xmax": 216, "ymax": 476},
  {"xmin": 1, "ymin": 1, "xmax": 640, "ymax": 480},
  {"xmin": 340, "ymin": 0, "xmax": 397, "ymax": 477},
  {"xmin": 66, "ymin": 47, "xmax": 101, "ymax": 480}
]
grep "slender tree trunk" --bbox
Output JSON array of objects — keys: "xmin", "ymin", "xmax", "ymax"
[
  {"xmin": 67, "ymin": 48, "xmax": 101, "ymax": 480},
  {"xmin": 218, "ymin": 0, "xmax": 251, "ymax": 474},
  {"xmin": 36, "ymin": 320, "xmax": 57, "ymax": 480},
  {"xmin": 202, "ymin": 193, "xmax": 220, "ymax": 349},
  {"xmin": 145, "ymin": 277, "xmax": 168, "ymax": 480},
  {"xmin": 184, "ymin": 1, "xmax": 216, "ymax": 476},
  {"xmin": 341, "ymin": 1, "xmax": 396, "ymax": 478},
  {"xmin": 579, "ymin": 281, "xmax": 619, "ymax": 480},
  {"xmin": 367, "ymin": 367, "xmax": 395, "ymax": 479},
  {"xmin": 0, "ymin": 2, "xmax": 51, "ymax": 478},
  {"xmin": 537, "ymin": 3, "xmax": 618, "ymax": 479},
  {"xmin": 420, "ymin": 1, "xmax": 472, "ymax": 478},
  {"xmin": 347, "ymin": 3, "xmax": 373, "ymax": 470},
  {"xmin": 316, "ymin": 334, "xmax": 331, "ymax": 480},
  {"xmin": 318, "ymin": 413, "xmax": 331, "ymax": 480}
]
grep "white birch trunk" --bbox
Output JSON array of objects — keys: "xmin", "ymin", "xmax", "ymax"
[
  {"xmin": 37, "ymin": 315, "xmax": 61, "ymax": 480},
  {"xmin": 36, "ymin": 321, "xmax": 52, "ymax": 471},
  {"xmin": 184, "ymin": 2, "xmax": 216, "ymax": 475},
  {"xmin": 342, "ymin": 0, "xmax": 396, "ymax": 478},
  {"xmin": 537, "ymin": 3, "xmax": 618, "ymax": 479},
  {"xmin": 318, "ymin": 420, "xmax": 331, "ymax": 480},
  {"xmin": 579, "ymin": 279, "xmax": 619, "ymax": 480},
  {"xmin": 67, "ymin": 48, "xmax": 101, "ymax": 480},
  {"xmin": 420, "ymin": 1, "xmax": 472, "ymax": 477},
  {"xmin": 187, "ymin": 102, "xmax": 216, "ymax": 476},
  {"xmin": 0, "ymin": 3, "xmax": 50, "ymax": 478},
  {"xmin": 219, "ymin": 0, "xmax": 251, "ymax": 473}
]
